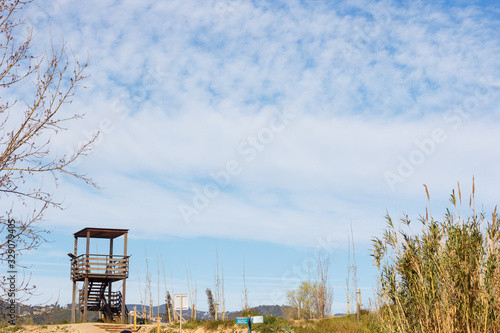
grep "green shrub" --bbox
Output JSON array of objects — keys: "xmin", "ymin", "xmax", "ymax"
[
  {"xmin": 372, "ymin": 182, "xmax": 500, "ymax": 332},
  {"xmin": 255, "ymin": 316, "xmax": 294, "ymax": 333},
  {"xmin": 262, "ymin": 315, "xmax": 278, "ymax": 325},
  {"xmin": 181, "ymin": 319, "xmax": 203, "ymax": 329},
  {"xmin": 203, "ymin": 320, "xmax": 233, "ymax": 331}
]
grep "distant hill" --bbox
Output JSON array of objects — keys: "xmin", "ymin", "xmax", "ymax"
[
  {"xmin": 126, "ymin": 303, "xmax": 208, "ymax": 320},
  {"xmin": 127, "ymin": 303, "xmax": 292, "ymax": 320},
  {"xmin": 227, "ymin": 305, "xmax": 293, "ymax": 319},
  {"xmin": 8, "ymin": 303, "xmax": 292, "ymax": 325}
]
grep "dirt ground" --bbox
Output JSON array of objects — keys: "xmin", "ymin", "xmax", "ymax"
[{"xmin": 1, "ymin": 323, "xmax": 250, "ymax": 333}]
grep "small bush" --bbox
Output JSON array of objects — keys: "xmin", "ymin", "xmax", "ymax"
[
  {"xmin": 294, "ymin": 314, "xmax": 378, "ymax": 333},
  {"xmin": 255, "ymin": 316, "xmax": 294, "ymax": 333},
  {"xmin": 263, "ymin": 315, "xmax": 277, "ymax": 325},
  {"xmin": 182, "ymin": 319, "xmax": 203, "ymax": 329},
  {"xmin": 203, "ymin": 320, "xmax": 233, "ymax": 331}
]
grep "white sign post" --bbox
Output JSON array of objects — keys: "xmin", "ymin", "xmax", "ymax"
[{"xmin": 175, "ymin": 294, "xmax": 189, "ymax": 333}]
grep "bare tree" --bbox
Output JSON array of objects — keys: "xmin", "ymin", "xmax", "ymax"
[
  {"xmin": 312, "ymin": 255, "xmax": 333, "ymax": 319},
  {"xmin": 186, "ymin": 267, "xmax": 191, "ymax": 319},
  {"xmin": 157, "ymin": 257, "xmax": 160, "ymax": 320},
  {"xmin": 138, "ymin": 272, "xmax": 146, "ymax": 320},
  {"xmin": 0, "ymin": 0, "xmax": 97, "ymax": 299},
  {"xmin": 307, "ymin": 257, "xmax": 313, "ymax": 318},
  {"xmin": 221, "ymin": 263, "xmax": 226, "ymax": 320},
  {"xmin": 213, "ymin": 245, "xmax": 223, "ymax": 321},
  {"xmin": 144, "ymin": 251, "xmax": 153, "ymax": 323},
  {"xmin": 186, "ymin": 267, "xmax": 197, "ymax": 320},
  {"xmin": 350, "ymin": 220, "xmax": 359, "ymax": 316},
  {"xmin": 345, "ymin": 218, "xmax": 359, "ymax": 316},
  {"xmin": 346, "ymin": 228, "xmax": 351, "ymax": 315},
  {"xmin": 170, "ymin": 270, "xmax": 177, "ymax": 322},
  {"xmin": 192, "ymin": 279, "xmax": 198, "ymax": 320},
  {"xmin": 241, "ymin": 260, "xmax": 249, "ymax": 312}
]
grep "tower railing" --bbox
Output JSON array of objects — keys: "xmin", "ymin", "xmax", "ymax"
[{"xmin": 71, "ymin": 254, "xmax": 129, "ymax": 281}]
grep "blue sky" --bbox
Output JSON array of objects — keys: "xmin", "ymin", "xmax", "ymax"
[{"xmin": 3, "ymin": 0, "xmax": 500, "ymax": 314}]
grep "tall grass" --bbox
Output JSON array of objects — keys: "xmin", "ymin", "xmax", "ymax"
[{"xmin": 372, "ymin": 181, "xmax": 500, "ymax": 332}]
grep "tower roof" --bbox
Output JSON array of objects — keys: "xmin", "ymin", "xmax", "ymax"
[{"xmin": 73, "ymin": 227, "xmax": 128, "ymax": 239}]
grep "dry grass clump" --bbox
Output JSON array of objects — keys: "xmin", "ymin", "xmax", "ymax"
[{"xmin": 372, "ymin": 180, "xmax": 500, "ymax": 332}]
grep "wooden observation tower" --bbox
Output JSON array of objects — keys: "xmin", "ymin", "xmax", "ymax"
[{"xmin": 69, "ymin": 227, "xmax": 129, "ymax": 323}]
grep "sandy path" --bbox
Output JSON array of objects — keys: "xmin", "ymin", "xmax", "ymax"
[{"xmin": 1, "ymin": 323, "xmax": 249, "ymax": 333}]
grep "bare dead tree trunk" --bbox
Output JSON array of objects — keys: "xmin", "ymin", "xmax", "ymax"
[
  {"xmin": 171, "ymin": 271, "xmax": 177, "ymax": 322},
  {"xmin": 145, "ymin": 252, "xmax": 152, "ymax": 323},
  {"xmin": 193, "ymin": 280, "xmax": 198, "ymax": 320},
  {"xmin": 222, "ymin": 264, "xmax": 226, "ymax": 321},
  {"xmin": 138, "ymin": 273, "xmax": 146, "ymax": 322},
  {"xmin": 186, "ymin": 268, "xmax": 197, "ymax": 321},
  {"xmin": 160, "ymin": 253, "xmax": 173, "ymax": 323},
  {"xmin": 346, "ymin": 230, "xmax": 351, "ymax": 315},
  {"xmin": 242, "ymin": 260, "xmax": 249, "ymax": 312},
  {"xmin": 186, "ymin": 267, "xmax": 192, "ymax": 320},
  {"xmin": 213, "ymin": 245, "xmax": 222, "ymax": 321},
  {"xmin": 350, "ymin": 220, "xmax": 359, "ymax": 316}
]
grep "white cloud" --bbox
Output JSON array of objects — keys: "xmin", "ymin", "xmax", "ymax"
[{"xmin": 9, "ymin": 0, "xmax": 500, "ymax": 259}]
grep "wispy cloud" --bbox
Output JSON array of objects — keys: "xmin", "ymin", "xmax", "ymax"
[
  {"xmin": 22, "ymin": 0, "xmax": 498, "ymax": 248},
  {"xmin": 9, "ymin": 0, "xmax": 500, "ymax": 310}
]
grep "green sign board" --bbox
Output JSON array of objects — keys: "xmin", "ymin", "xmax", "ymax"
[
  {"xmin": 236, "ymin": 317, "xmax": 249, "ymax": 325},
  {"xmin": 237, "ymin": 316, "xmax": 263, "ymax": 333},
  {"xmin": 236, "ymin": 316, "xmax": 264, "ymax": 325}
]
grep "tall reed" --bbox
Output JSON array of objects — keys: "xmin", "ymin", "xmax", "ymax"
[{"xmin": 372, "ymin": 181, "xmax": 500, "ymax": 332}]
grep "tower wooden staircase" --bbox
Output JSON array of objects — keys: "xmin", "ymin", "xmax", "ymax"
[{"xmin": 70, "ymin": 228, "xmax": 129, "ymax": 324}]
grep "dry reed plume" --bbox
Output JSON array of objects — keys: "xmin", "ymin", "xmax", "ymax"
[{"xmin": 372, "ymin": 179, "xmax": 500, "ymax": 332}]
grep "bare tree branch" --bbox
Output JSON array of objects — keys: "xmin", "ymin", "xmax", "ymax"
[{"xmin": 0, "ymin": 0, "xmax": 97, "ymax": 302}]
